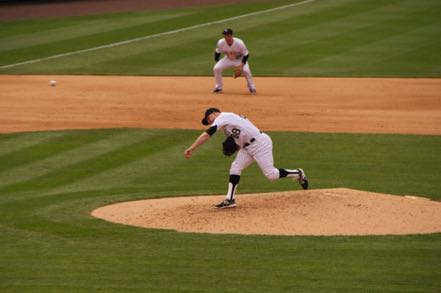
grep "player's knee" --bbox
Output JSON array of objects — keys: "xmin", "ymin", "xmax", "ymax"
[
  {"xmin": 263, "ymin": 169, "xmax": 279, "ymax": 181},
  {"xmin": 213, "ymin": 64, "xmax": 222, "ymax": 73},
  {"xmin": 229, "ymin": 167, "xmax": 242, "ymax": 176},
  {"xmin": 230, "ymin": 164, "xmax": 243, "ymax": 176}
]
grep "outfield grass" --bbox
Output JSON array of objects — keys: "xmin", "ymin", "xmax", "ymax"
[
  {"xmin": 1, "ymin": 0, "xmax": 440, "ymax": 76},
  {"xmin": 0, "ymin": 129, "xmax": 440, "ymax": 292}
]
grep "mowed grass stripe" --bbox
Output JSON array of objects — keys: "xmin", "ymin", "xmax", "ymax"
[
  {"xmin": 0, "ymin": 131, "xmax": 67, "ymax": 156},
  {"xmin": 294, "ymin": 17, "xmax": 441, "ymax": 72},
  {"xmin": 0, "ymin": 0, "xmax": 299, "ymax": 67},
  {"xmin": 0, "ymin": 10, "xmax": 199, "ymax": 63},
  {"xmin": 247, "ymin": 0, "xmax": 397, "ymax": 67},
  {"xmin": 0, "ymin": 0, "xmax": 318, "ymax": 74},
  {"xmin": 0, "ymin": 131, "xmax": 112, "ymax": 173},
  {"xmin": 0, "ymin": 11, "xmax": 194, "ymax": 65},
  {"xmin": 318, "ymin": 2, "xmax": 441, "ymax": 55},
  {"xmin": 0, "ymin": 0, "xmax": 322, "ymax": 73},
  {"xmin": 93, "ymin": 35, "xmax": 215, "ymax": 75},
  {"xmin": 0, "ymin": 9, "xmax": 190, "ymax": 37},
  {"xmin": 0, "ymin": 131, "xmax": 191, "ymax": 194},
  {"xmin": 0, "ymin": 129, "xmax": 151, "ymax": 194},
  {"xmin": 93, "ymin": 0, "xmax": 368, "ymax": 74},
  {"xmin": 254, "ymin": 0, "xmax": 441, "ymax": 75},
  {"xmin": 0, "ymin": 11, "xmax": 192, "ymax": 52},
  {"xmin": 250, "ymin": 0, "xmax": 404, "ymax": 53},
  {"xmin": 1, "ymin": 13, "xmax": 202, "ymax": 65},
  {"xmin": 43, "ymin": 130, "xmax": 202, "ymax": 196},
  {"xmin": 350, "ymin": 22, "xmax": 441, "ymax": 76}
]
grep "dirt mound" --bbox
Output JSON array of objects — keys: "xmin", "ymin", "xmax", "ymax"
[{"xmin": 92, "ymin": 188, "xmax": 441, "ymax": 236}]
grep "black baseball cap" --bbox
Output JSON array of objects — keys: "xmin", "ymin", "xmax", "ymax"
[
  {"xmin": 201, "ymin": 107, "xmax": 221, "ymax": 125},
  {"xmin": 222, "ymin": 28, "xmax": 233, "ymax": 35}
]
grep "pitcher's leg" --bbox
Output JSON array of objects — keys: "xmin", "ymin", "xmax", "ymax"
[
  {"xmin": 252, "ymin": 135, "xmax": 279, "ymax": 180},
  {"xmin": 251, "ymin": 134, "xmax": 308, "ymax": 188},
  {"xmin": 215, "ymin": 149, "xmax": 255, "ymax": 208},
  {"xmin": 227, "ymin": 149, "xmax": 254, "ymax": 200},
  {"xmin": 255, "ymin": 152, "xmax": 279, "ymax": 180}
]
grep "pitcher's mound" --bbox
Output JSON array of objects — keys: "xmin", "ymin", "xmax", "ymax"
[{"xmin": 91, "ymin": 188, "xmax": 441, "ymax": 236}]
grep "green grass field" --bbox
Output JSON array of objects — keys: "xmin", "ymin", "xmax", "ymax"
[
  {"xmin": 1, "ymin": 0, "xmax": 440, "ymax": 76},
  {"xmin": 1, "ymin": 129, "xmax": 440, "ymax": 292},
  {"xmin": 1, "ymin": 0, "xmax": 441, "ymax": 292}
]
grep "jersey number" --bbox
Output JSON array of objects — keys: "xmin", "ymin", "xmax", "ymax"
[{"xmin": 231, "ymin": 128, "xmax": 241, "ymax": 138}]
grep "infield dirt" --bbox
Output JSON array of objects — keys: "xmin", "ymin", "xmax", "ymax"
[{"xmin": 1, "ymin": 75, "xmax": 440, "ymax": 135}]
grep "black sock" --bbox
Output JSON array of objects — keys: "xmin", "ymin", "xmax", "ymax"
[
  {"xmin": 278, "ymin": 168, "xmax": 288, "ymax": 178},
  {"xmin": 230, "ymin": 174, "xmax": 240, "ymax": 185},
  {"xmin": 278, "ymin": 168, "xmax": 300, "ymax": 178},
  {"xmin": 227, "ymin": 174, "xmax": 240, "ymax": 201}
]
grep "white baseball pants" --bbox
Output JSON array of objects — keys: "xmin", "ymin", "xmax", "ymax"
[
  {"xmin": 230, "ymin": 133, "xmax": 280, "ymax": 180},
  {"xmin": 213, "ymin": 57, "xmax": 256, "ymax": 90}
]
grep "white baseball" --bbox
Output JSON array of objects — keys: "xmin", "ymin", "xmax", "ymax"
[{"xmin": 50, "ymin": 80, "xmax": 57, "ymax": 86}]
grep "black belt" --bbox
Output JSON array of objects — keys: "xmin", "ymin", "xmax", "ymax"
[
  {"xmin": 244, "ymin": 138, "xmax": 256, "ymax": 148},
  {"xmin": 244, "ymin": 131, "xmax": 262, "ymax": 147}
]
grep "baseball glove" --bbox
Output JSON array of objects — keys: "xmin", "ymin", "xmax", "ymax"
[
  {"xmin": 222, "ymin": 135, "xmax": 238, "ymax": 156},
  {"xmin": 233, "ymin": 65, "xmax": 243, "ymax": 79}
]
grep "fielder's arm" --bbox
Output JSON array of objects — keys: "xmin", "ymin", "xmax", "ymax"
[
  {"xmin": 184, "ymin": 132, "xmax": 211, "ymax": 159},
  {"xmin": 242, "ymin": 54, "xmax": 249, "ymax": 65},
  {"xmin": 214, "ymin": 52, "xmax": 221, "ymax": 62}
]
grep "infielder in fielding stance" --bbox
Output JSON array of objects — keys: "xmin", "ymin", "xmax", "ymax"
[
  {"xmin": 213, "ymin": 28, "xmax": 256, "ymax": 95},
  {"xmin": 184, "ymin": 107, "xmax": 308, "ymax": 209}
]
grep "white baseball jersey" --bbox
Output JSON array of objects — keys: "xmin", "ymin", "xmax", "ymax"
[
  {"xmin": 215, "ymin": 37, "xmax": 249, "ymax": 60},
  {"xmin": 210, "ymin": 112, "xmax": 261, "ymax": 147}
]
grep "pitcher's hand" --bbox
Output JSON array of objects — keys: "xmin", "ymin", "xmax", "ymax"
[{"xmin": 184, "ymin": 148, "xmax": 193, "ymax": 159}]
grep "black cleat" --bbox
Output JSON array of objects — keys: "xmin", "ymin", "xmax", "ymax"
[
  {"xmin": 212, "ymin": 87, "xmax": 223, "ymax": 94},
  {"xmin": 215, "ymin": 199, "xmax": 237, "ymax": 209},
  {"xmin": 297, "ymin": 168, "xmax": 309, "ymax": 190}
]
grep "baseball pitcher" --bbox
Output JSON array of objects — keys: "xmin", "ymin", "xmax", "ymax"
[{"xmin": 184, "ymin": 107, "xmax": 308, "ymax": 209}]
